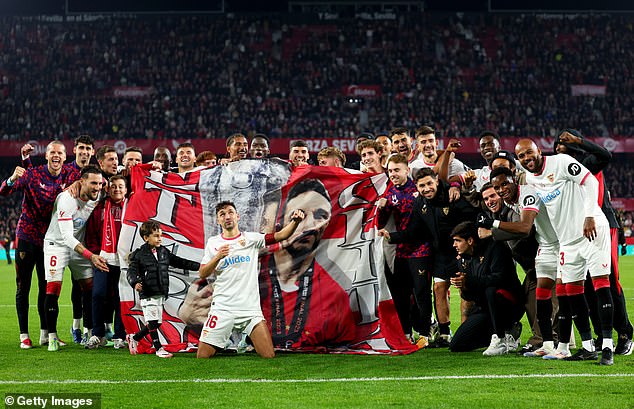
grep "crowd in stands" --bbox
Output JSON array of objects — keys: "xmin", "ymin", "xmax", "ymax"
[{"xmin": 0, "ymin": 13, "xmax": 632, "ymax": 141}]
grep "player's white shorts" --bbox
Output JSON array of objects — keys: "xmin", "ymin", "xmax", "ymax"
[
  {"xmin": 141, "ymin": 296, "xmax": 165, "ymax": 324},
  {"xmin": 559, "ymin": 225, "xmax": 611, "ymax": 284},
  {"xmin": 535, "ymin": 243, "xmax": 558, "ymax": 280},
  {"xmin": 44, "ymin": 242, "xmax": 94, "ymax": 282},
  {"xmin": 198, "ymin": 308, "xmax": 264, "ymax": 349}
]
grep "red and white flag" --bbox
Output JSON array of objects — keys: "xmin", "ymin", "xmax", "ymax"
[{"xmin": 118, "ymin": 159, "xmax": 417, "ymax": 355}]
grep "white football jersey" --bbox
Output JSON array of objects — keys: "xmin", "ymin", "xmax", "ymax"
[
  {"xmin": 201, "ymin": 231, "xmax": 265, "ymax": 314},
  {"xmin": 44, "ymin": 190, "xmax": 100, "ymax": 251},
  {"xmin": 514, "ymin": 184, "xmax": 559, "ymax": 247},
  {"xmin": 524, "ymin": 154, "xmax": 608, "ymax": 246},
  {"xmin": 410, "ymin": 154, "xmax": 467, "ymax": 179},
  {"xmin": 460, "ymin": 166, "xmax": 491, "ymax": 192}
]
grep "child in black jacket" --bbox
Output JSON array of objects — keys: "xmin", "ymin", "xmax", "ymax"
[{"xmin": 126, "ymin": 221, "xmax": 200, "ymax": 358}]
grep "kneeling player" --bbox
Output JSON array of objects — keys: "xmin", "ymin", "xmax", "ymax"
[{"xmin": 197, "ymin": 201, "xmax": 304, "ymax": 359}]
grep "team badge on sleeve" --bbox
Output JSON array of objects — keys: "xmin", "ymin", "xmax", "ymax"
[
  {"xmin": 567, "ymin": 162, "xmax": 582, "ymax": 176},
  {"xmin": 523, "ymin": 195, "xmax": 536, "ymax": 206}
]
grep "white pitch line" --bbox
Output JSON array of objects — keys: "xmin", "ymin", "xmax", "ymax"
[{"xmin": 1, "ymin": 373, "xmax": 633, "ymax": 385}]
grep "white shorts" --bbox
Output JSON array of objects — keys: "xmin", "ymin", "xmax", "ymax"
[
  {"xmin": 141, "ymin": 296, "xmax": 165, "ymax": 324},
  {"xmin": 535, "ymin": 243, "xmax": 558, "ymax": 281},
  {"xmin": 44, "ymin": 242, "xmax": 94, "ymax": 282},
  {"xmin": 198, "ymin": 308, "xmax": 264, "ymax": 349},
  {"xmin": 559, "ymin": 225, "xmax": 611, "ymax": 284}
]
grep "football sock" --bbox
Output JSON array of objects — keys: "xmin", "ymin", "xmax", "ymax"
[
  {"xmin": 133, "ymin": 325, "xmax": 149, "ymax": 342},
  {"xmin": 439, "ymin": 322, "xmax": 451, "ymax": 335},
  {"xmin": 82, "ymin": 290, "xmax": 93, "ymax": 331},
  {"xmin": 557, "ymin": 342, "xmax": 570, "ymax": 354},
  {"xmin": 72, "ymin": 319, "xmax": 81, "ymax": 331},
  {"xmin": 71, "ymin": 282, "xmax": 82, "ymax": 320},
  {"xmin": 603, "ymin": 338, "xmax": 614, "ymax": 350},
  {"xmin": 556, "ymin": 295, "xmax": 572, "ymax": 344},
  {"xmin": 48, "ymin": 332, "xmax": 58, "ymax": 342},
  {"xmin": 536, "ymin": 299, "xmax": 554, "ymax": 342},
  {"xmin": 20, "ymin": 333, "xmax": 29, "ymax": 342},
  {"xmin": 594, "ymin": 287, "xmax": 614, "ymax": 339},
  {"xmin": 45, "ymin": 294, "xmax": 59, "ymax": 334},
  {"xmin": 148, "ymin": 320, "xmax": 162, "ymax": 350},
  {"xmin": 567, "ymin": 293, "xmax": 592, "ymax": 337},
  {"xmin": 582, "ymin": 339, "xmax": 595, "ymax": 352}
]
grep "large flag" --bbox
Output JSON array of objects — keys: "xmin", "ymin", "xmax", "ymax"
[{"xmin": 118, "ymin": 159, "xmax": 417, "ymax": 355}]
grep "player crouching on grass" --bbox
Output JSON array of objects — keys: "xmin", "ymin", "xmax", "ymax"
[
  {"xmin": 448, "ymin": 221, "xmax": 525, "ymax": 355},
  {"xmin": 196, "ymin": 201, "xmax": 305, "ymax": 359},
  {"xmin": 126, "ymin": 221, "xmax": 200, "ymax": 358}
]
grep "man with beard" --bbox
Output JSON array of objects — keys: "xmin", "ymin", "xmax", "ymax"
[
  {"xmin": 380, "ymin": 168, "xmax": 478, "ymax": 347},
  {"xmin": 226, "ymin": 133, "xmax": 249, "ymax": 162},
  {"xmin": 1, "ymin": 140, "xmax": 78, "ymax": 349},
  {"xmin": 553, "ymin": 129, "xmax": 633, "ymax": 355},
  {"xmin": 512, "ymin": 138, "xmax": 614, "ymax": 365},
  {"xmin": 22, "ymin": 135, "xmax": 95, "ymax": 344},
  {"xmin": 453, "ymin": 131, "xmax": 501, "ymax": 191},
  {"xmin": 478, "ymin": 178, "xmax": 548, "ymax": 354},
  {"xmin": 481, "ymin": 167, "xmax": 561, "ymax": 357},
  {"xmin": 43, "ymin": 165, "xmax": 108, "ymax": 351},
  {"xmin": 249, "ymin": 134, "xmax": 270, "ymax": 159},
  {"xmin": 409, "ymin": 126, "xmax": 467, "ymax": 181},
  {"xmin": 96, "ymin": 145, "xmax": 119, "ymax": 179},
  {"xmin": 153, "ymin": 146, "xmax": 172, "ymax": 172},
  {"xmin": 260, "ymin": 178, "xmax": 356, "ymax": 349},
  {"xmin": 196, "ymin": 201, "xmax": 305, "ymax": 358}
]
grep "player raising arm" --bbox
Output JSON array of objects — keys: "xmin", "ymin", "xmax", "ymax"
[{"xmin": 197, "ymin": 201, "xmax": 305, "ymax": 359}]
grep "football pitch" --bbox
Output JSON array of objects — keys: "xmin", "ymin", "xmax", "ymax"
[{"xmin": 1, "ymin": 260, "xmax": 633, "ymax": 409}]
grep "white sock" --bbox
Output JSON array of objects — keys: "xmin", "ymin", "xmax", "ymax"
[
  {"xmin": 40, "ymin": 329, "xmax": 48, "ymax": 340},
  {"xmin": 83, "ymin": 327, "xmax": 90, "ymax": 335},
  {"xmin": 20, "ymin": 333, "xmax": 29, "ymax": 342},
  {"xmin": 105, "ymin": 323, "xmax": 113, "ymax": 332},
  {"xmin": 49, "ymin": 332, "xmax": 58, "ymax": 342},
  {"xmin": 557, "ymin": 342, "xmax": 570, "ymax": 354},
  {"xmin": 543, "ymin": 340, "xmax": 555, "ymax": 350},
  {"xmin": 72, "ymin": 319, "xmax": 81, "ymax": 330},
  {"xmin": 582, "ymin": 339, "xmax": 595, "ymax": 352},
  {"xmin": 603, "ymin": 338, "xmax": 614, "ymax": 350}
]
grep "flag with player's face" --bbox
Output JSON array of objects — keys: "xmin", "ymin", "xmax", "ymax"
[{"xmin": 118, "ymin": 160, "xmax": 417, "ymax": 355}]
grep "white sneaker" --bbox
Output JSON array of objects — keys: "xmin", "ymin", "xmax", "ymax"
[
  {"xmin": 504, "ymin": 333, "xmax": 520, "ymax": 352},
  {"xmin": 112, "ymin": 338, "xmax": 127, "ymax": 349},
  {"xmin": 126, "ymin": 334, "xmax": 138, "ymax": 355},
  {"xmin": 156, "ymin": 347, "xmax": 173, "ymax": 358},
  {"xmin": 483, "ymin": 334, "xmax": 508, "ymax": 356},
  {"xmin": 20, "ymin": 338, "xmax": 33, "ymax": 349},
  {"xmin": 85, "ymin": 335, "xmax": 107, "ymax": 349},
  {"xmin": 525, "ymin": 344, "xmax": 557, "ymax": 357}
]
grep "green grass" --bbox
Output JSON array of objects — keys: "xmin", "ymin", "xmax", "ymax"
[{"xmin": 1, "ymin": 259, "xmax": 634, "ymax": 408}]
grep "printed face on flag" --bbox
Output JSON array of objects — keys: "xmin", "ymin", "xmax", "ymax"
[{"xmin": 276, "ymin": 178, "xmax": 332, "ymax": 259}]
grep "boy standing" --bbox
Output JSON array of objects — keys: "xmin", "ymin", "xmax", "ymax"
[
  {"xmin": 196, "ymin": 201, "xmax": 305, "ymax": 359},
  {"xmin": 126, "ymin": 221, "xmax": 200, "ymax": 358}
]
